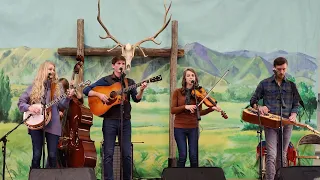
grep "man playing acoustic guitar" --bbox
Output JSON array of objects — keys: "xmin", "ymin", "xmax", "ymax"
[
  {"xmin": 250, "ymin": 57, "xmax": 300, "ymax": 180},
  {"xmin": 83, "ymin": 56, "xmax": 147, "ymax": 180}
]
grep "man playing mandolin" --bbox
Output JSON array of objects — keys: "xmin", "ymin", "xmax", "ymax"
[
  {"xmin": 83, "ymin": 56, "xmax": 147, "ymax": 180},
  {"xmin": 250, "ymin": 57, "xmax": 300, "ymax": 180}
]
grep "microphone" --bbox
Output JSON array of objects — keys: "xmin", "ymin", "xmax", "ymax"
[
  {"xmin": 47, "ymin": 73, "xmax": 52, "ymax": 79},
  {"xmin": 191, "ymin": 80, "xmax": 195, "ymax": 84},
  {"xmin": 276, "ymin": 93, "xmax": 287, "ymax": 108},
  {"xmin": 273, "ymin": 69, "xmax": 277, "ymax": 75},
  {"xmin": 119, "ymin": 67, "xmax": 123, "ymax": 72}
]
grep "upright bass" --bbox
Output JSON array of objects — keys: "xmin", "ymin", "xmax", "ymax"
[{"xmin": 58, "ymin": 59, "xmax": 97, "ymax": 168}]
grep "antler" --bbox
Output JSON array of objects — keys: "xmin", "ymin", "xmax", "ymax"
[
  {"xmin": 133, "ymin": 0, "xmax": 172, "ymax": 57},
  {"xmin": 97, "ymin": 0, "xmax": 124, "ymax": 52}
]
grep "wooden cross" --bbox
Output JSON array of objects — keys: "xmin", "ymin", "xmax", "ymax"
[{"xmin": 57, "ymin": 19, "xmax": 183, "ymax": 167}]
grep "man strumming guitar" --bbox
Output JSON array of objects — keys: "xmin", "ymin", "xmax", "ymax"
[{"xmin": 83, "ymin": 56, "xmax": 147, "ymax": 180}]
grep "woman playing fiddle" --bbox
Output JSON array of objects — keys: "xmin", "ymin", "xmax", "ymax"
[{"xmin": 170, "ymin": 68, "xmax": 222, "ymax": 167}]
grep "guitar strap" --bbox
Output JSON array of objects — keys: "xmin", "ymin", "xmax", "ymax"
[
  {"xmin": 47, "ymin": 82, "xmax": 56, "ymax": 113},
  {"xmin": 51, "ymin": 82, "xmax": 56, "ymax": 101},
  {"xmin": 104, "ymin": 75, "xmax": 129, "ymax": 89},
  {"xmin": 124, "ymin": 78, "xmax": 129, "ymax": 89}
]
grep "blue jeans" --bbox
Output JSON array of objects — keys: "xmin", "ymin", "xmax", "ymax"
[
  {"xmin": 174, "ymin": 127, "xmax": 199, "ymax": 167},
  {"xmin": 102, "ymin": 119, "xmax": 132, "ymax": 180},
  {"xmin": 265, "ymin": 125, "xmax": 293, "ymax": 180},
  {"xmin": 29, "ymin": 130, "xmax": 59, "ymax": 169}
]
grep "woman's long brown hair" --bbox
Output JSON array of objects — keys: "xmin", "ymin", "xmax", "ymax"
[{"xmin": 181, "ymin": 68, "xmax": 199, "ymax": 95}]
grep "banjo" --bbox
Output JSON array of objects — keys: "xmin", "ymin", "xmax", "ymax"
[{"xmin": 23, "ymin": 80, "xmax": 91, "ymax": 130}]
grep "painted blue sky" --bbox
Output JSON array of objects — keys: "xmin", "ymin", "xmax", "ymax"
[{"xmin": 1, "ymin": 0, "xmax": 320, "ymax": 57}]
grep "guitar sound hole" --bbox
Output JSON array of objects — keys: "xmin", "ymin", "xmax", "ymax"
[{"xmin": 110, "ymin": 91, "xmax": 117, "ymax": 98}]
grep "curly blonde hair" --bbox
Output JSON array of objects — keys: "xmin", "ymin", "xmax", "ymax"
[{"xmin": 30, "ymin": 61, "xmax": 61, "ymax": 104}]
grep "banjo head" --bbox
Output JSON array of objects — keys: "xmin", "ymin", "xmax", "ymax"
[{"xmin": 23, "ymin": 104, "xmax": 51, "ymax": 130}]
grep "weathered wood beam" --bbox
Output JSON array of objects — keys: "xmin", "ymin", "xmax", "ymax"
[
  {"xmin": 76, "ymin": 19, "xmax": 84, "ymax": 60},
  {"xmin": 168, "ymin": 20, "xmax": 178, "ymax": 167},
  {"xmin": 74, "ymin": 19, "xmax": 85, "ymax": 100},
  {"xmin": 58, "ymin": 47, "xmax": 185, "ymax": 57}
]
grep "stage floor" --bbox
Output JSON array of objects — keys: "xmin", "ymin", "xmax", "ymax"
[{"xmin": 133, "ymin": 178, "xmax": 258, "ymax": 180}]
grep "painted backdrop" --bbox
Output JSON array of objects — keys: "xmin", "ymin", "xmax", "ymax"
[{"xmin": 0, "ymin": 0, "xmax": 319, "ymax": 179}]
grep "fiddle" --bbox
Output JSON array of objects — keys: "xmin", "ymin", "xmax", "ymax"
[{"xmin": 191, "ymin": 86, "xmax": 228, "ymax": 119}]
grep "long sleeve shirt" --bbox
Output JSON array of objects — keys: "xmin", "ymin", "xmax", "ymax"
[
  {"xmin": 83, "ymin": 73, "xmax": 141, "ymax": 120},
  {"xmin": 18, "ymin": 84, "xmax": 71, "ymax": 136},
  {"xmin": 250, "ymin": 75, "xmax": 300, "ymax": 119},
  {"xmin": 171, "ymin": 88, "xmax": 214, "ymax": 128}
]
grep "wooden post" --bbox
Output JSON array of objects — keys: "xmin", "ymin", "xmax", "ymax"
[
  {"xmin": 76, "ymin": 19, "xmax": 84, "ymax": 60},
  {"xmin": 168, "ymin": 20, "xmax": 178, "ymax": 167},
  {"xmin": 74, "ymin": 19, "xmax": 85, "ymax": 99}
]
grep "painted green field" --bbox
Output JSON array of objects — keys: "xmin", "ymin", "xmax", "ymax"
[{"xmin": 0, "ymin": 100, "xmax": 316, "ymax": 179}]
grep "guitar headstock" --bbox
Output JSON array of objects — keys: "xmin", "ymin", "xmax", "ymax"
[{"xmin": 149, "ymin": 75, "xmax": 162, "ymax": 83}]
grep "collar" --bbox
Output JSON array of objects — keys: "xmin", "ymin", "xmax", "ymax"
[
  {"xmin": 269, "ymin": 74, "xmax": 288, "ymax": 83},
  {"xmin": 111, "ymin": 72, "xmax": 126, "ymax": 80}
]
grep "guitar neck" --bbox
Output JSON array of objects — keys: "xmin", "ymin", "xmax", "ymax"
[
  {"xmin": 117, "ymin": 79, "xmax": 151, "ymax": 94},
  {"xmin": 247, "ymin": 108, "xmax": 320, "ymax": 134},
  {"xmin": 289, "ymin": 121, "xmax": 320, "ymax": 135}
]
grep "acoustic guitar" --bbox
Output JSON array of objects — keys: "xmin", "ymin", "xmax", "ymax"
[
  {"xmin": 242, "ymin": 108, "xmax": 320, "ymax": 135},
  {"xmin": 88, "ymin": 75, "xmax": 162, "ymax": 116}
]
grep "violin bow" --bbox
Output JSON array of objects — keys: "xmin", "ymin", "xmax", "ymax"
[{"xmin": 197, "ymin": 69, "xmax": 230, "ymax": 107}]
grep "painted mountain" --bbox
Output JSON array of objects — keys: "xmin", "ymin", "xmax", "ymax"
[{"xmin": 0, "ymin": 43, "xmax": 318, "ymax": 91}]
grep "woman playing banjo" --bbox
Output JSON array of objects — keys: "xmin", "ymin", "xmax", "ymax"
[{"xmin": 17, "ymin": 61, "xmax": 74, "ymax": 169}]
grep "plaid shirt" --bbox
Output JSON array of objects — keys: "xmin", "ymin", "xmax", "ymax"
[{"xmin": 250, "ymin": 75, "xmax": 300, "ymax": 118}]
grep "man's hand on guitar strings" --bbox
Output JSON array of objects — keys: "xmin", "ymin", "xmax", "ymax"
[
  {"xmin": 98, "ymin": 93, "xmax": 109, "ymax": 104},
  {"xmin": 289, "ymin": 113, "xmax": 297, "ymax": 122},
  {"xmin": 258, "ymin": 106, "xmax": 269, "ymax": 115}
]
